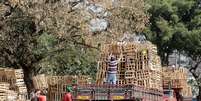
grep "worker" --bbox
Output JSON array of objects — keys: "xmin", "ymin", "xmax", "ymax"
[
  {"xmin": 106, "ymin": 53, "xmax": 123, "ymax": 84},
  {"xmin": 38, "ymin": 89, "xmax": 47, "ymax": 101},
  {"xmin": 63, "ymin": 86, "xmax": 73, "ymax": 101},
  {"xmin": 31, "ymin": 89, "xmax": 40, "ymax": 101}
]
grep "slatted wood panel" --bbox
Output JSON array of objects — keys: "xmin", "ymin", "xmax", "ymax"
[{"xmin": 32, "ymin": 74, "xmax": 48, "ymax": 89}]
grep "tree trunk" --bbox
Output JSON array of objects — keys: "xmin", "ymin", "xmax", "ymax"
[
  {"xmin": 23, "ymin": 67, "xmax": 34, "ymax": 94},
  {"xmin": 197, "ymin": 86, "xmax": 201, "ymax": 101},
  {"xmin": 161, "ymin": 52, "xmax": 169, "ymax": 66},
  {"xmin": 165, "ymin": 53, "xmax": 169, "ymax": 66}
]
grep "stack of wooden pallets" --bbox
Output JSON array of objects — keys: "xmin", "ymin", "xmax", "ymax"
[
  {"xmin": 0, "ymin": 82, "xmax": 18, "ymax": 101},
  {"xmin": 0, "ymin": 68, "xmax": 28, "ymax": 100},
  {"xmin": 162, "ymin": 68, "xmax": 187, "ymax": 89},
  {"xmin": 32, "ymin": 74, "xmax": 48, "ymax": 89},
  {"xmin": 0, "ymin": 83, "xmax": 10, "ymax": 100},
  {"xmin": 162, "ymin": 67, "xmax": 192, "ymax": 97},
  {"xmin": 13, "ymin": 69, "xmax": 27, "ymax": 93},
  {"xmin": 46, "ymin": 75, "xmax": 91, "ymax": 101},
  {"xmin": 32, "ymin": 75, "xmax": 92, "ymax": 91},
  {"xmin": 96, "ymin": 41, "xmax": 162, "ymax": 90}
]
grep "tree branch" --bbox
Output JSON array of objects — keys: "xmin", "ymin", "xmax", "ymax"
[{"xmin": 189, "ymin": 61, "xmax": 201, "ymax": 79}]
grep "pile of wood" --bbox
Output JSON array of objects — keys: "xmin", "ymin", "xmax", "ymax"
[
  {"xmin": 162, "ymin": 67, "xmax": 192, "ymax": 97},
  {"xmin": 46, "ymin": 75, "xmax": 91, "ymax": 101},
  {"xmin": 32, "ymin": 74, "xmax": 48, "ymax": 90},
  {"xmin": 32, "ymin": 75, "xmax": 92, "ymax": 90},
  {"xmin": 96, "ymin": 41, "xmax": 162, "ymax": 90},
  {"xmin": 0, "ymin": 83, "xmax": 18, "ymax": 100},
  {"xmin": 0, "ymin": 68, "xmax": 28, "ymax": 101},
  {"xmin": 13, "ymin": 69, "xmax": 27, "ymax": 93}
]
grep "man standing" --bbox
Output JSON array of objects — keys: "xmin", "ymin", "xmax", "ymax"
[
  {"xmin": 106, "ymin": 53, "xmax": 123, "ymax": 84},
  {"xmin": 38, "ymin": 89, "xmax": 47, "ymax": 101},
  {"xmin": 63, "ymin": 86, "xmax": 73, "ymax": 101},
  {"xmin": 31, "ymin": 89, "xmax": 41, "ymax": 101}
]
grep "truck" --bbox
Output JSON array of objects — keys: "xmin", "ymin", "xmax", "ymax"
[
  {"xmin": 163, "ymin": 89, "xmax": 192, "ymax": 101},
  {"xmin": 68, "ymin": 84, "xmax": 163, "ymax": 101},
  {"xmin": 47, "ymin": 82, "xmax": 194, "ymax": 101},
  {"xmin": 59, "ymin": 84, "xmax": 193, "ymax": 101}
]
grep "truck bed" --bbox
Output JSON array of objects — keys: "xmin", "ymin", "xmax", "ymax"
[{"xmin": 71, "ymin": 84, "xmax": 163, "ymax": 101}]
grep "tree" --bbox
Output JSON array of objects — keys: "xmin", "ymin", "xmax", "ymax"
[
  {"xmin": 144, "ymin": 0, "xmax": 195, "ymax": 65},
  {"xmin": 0, "ymin": 6, "xmax": 39, "ymax": 92},
  {"xmin": 183, "ymin": 29, "xmax": 201, "ymax": 100},
  {"xmin": 145, "ymin": 0, "xmax": 201, "ymax": 99},
  {"xmin": 0, "ymin": 0, "xmax": 148, "ymax": 92}
]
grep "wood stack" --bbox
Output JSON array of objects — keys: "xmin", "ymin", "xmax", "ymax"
[
  {"xmin": 0, "ymin": 82, "xmax": 18, "ymax": 101},
  {"xmin": 47, "ymin": 75, "xmax": 91, "ymax": 101},
  {"xmin": 181, "ymin": 85, "xmax": 192, "ymax": 97},
  {"xmin": 0, "ymin": 83, "xmax": 10, "ymax": 100},
  {"xmin": 13, "ymin": 69, "xmax": 27, "ymax": 93},
  {"xmin": 0, "ymin": 68, "xmax": 28, "ymax": 100},
  {"xmin": 32, "ymin": 74, "xmax": 48, "ymax": 89},
  {"xmin": 32, "ymin": 75, "xmax": 91, "ymax": 90},
  {"xmin": 96, "ymin": 41, "xmax": 162, "ymax": 90},
  {"xmin": 162, "ymin": 67, "xmax": 192, "ymax": 97}
]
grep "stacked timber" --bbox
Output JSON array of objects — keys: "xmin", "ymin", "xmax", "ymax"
[
  {"xmin": 0, "ymin": 68, "xmax": 28, "ymax": 100},
  {"xmin": 162, "ymin": 67, "xmax": 192, "ymax": 97},
  {"xmin": 181, "ymin": 85, "xmax": 192, "ymax": 97},
  {"xmin": 13, "ymin": 69, "xmax": 27, "ymax": 93},
  {"xmin": 47, "ymin": 75, "xmax": 91, "ymax": 101},
  {"xmin": 32, "ymin": 74, "xmax": 48, "ymax": 89},
  {"xmin": 32, "ymin": 75, "xmax": 91, "ymax": 94},
  {"xmin": 0, "ymin": 82, "xmax": 18, "ymax": 101},
  {"xmin": 96, "ymin": 41, "xmax": 162, "ymax": 90}
]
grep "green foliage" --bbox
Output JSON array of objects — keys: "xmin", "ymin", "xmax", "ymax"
[
  {"xmin": 33, "ymin": 32, "xmax": 98, "ymax": 78},
  {"xmin": 34, "ymin": 33, "xmax": 58, "ymax": 55},
  {"xmin": 145, "ymin": 0, "xmax": 201, "ymax": 98},
  {"xmin": 144, "ymin": 0, "xmax": 196, "ymax": 65}
]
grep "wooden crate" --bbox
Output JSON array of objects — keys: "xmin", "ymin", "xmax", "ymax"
[
  {"xmin": 0, "ymin": 83, "xmax": 10, "ymax": 91},
  {"xmin": 15, "ymin": 79, "xmax": 25, "ymax": 85},
  {"xmin": 14, "ymin": 69, "xmax": 24, "ymax": 79},
  {"xmin": 32, "ymin": 74, "xmax": 48, "ymax": 89},
  {"xmin": 116, "ymin": 80, "xmax": 126, "ymax": 85},
  {"xmin": 181, "ymin": 85, "xmax": 192, "ymax": 97},
  {"xmin": 162, "ymin": 67, "xmax": 189, "ymax": 89},
  {"xmin": 125, "ymin": 78, "xmax": 138, "ymax": 85},
  {"xmin": 17, "ymin": 86, "xmax": 27, "ymax": 93}
]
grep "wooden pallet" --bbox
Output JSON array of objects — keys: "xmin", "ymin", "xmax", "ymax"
[
  {"xmin": 14, "ymin": 69, "xmax": 24, "ymax": 79},
  {"xmin": 17, "ymin": 86, "xmax": 27, "ymax": 93},
  {"xmin": 162, "ymin": 67, "xmax": 188, "ymax": 89},
  {"xmin": 162, "ymin": 67, "xmax": 187, "ymax": 80},
  {"xmin": 0, "ymin": 83, "xmax": 10, "ymax": 91},
  {"xmin": 32, "ymin": 74, "xmax": 48, "ymax": 89},
  {"xmin": 116, "ymin": 80, "xmax": 126, "ymax": 85},
  {"xmin": 163, "ymin": 79, "xmax": 186, "ymax": 89},
  {"xmin": 181, "ymin": 85, "xmax": 192, "ymax": 97}
]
